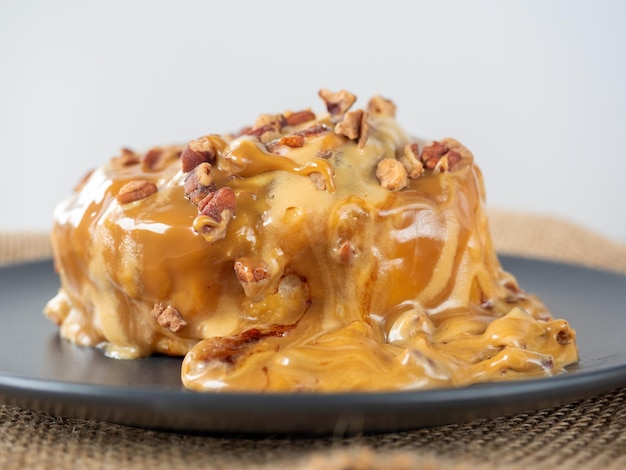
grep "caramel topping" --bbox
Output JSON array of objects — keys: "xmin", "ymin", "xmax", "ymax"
[
  {"xmin": 45, "ymin": 90, "xmax": 578, "ymax": 392},
  {"xmin": 220, "ymin": 138, "xmax": 336, "ymax": 193}
]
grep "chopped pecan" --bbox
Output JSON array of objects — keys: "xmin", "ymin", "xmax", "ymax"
[
  {"xmin": 247, "ymin": 124, "xmax": 282, "ymax": 144},
  {"xmin": 151, "ymin": 303, "xmax": 187, "ymax": 333},
  {"xmin": 432, "ymin": 150, "xmax": 462, "ymax": 173},
  {"xmin": 110, "ymin": 148, "xmax": 140, "ymax": 168},
  {"xmin": 285, "ymin": 110, "xmax": 316, "ymax": 126},
  {"xmin": 330, "ymin": 201, "xmax": 370, "ymax": 265},
  {"xmin": 420, "ymin": 139, "xmax": 463, "ymax": 172},
  {"xmin": 335, "ymin": 110, "xmax": 362, "ymax": 139},
  {"xmin": 440, "ymin": 137, "xmax": 474, "ymax": 165},
  {"xmin": 337, "ymin": 240, "xmax": 355, "ymax": 263},
  {"xmin": 398, "ymin": 143, "xmax": 424, "ymax": 179},
  {"xmin": 376, "ymin": 158, "xmax": 407, "ymax": 191},
  {"xmin": 264, "ymin": 141, "xmax": 288, "ymax": 155},
  {"xmin": 421, "ymin": 141, "xmax": 465, "ymax": 172},
  {"xmin": 420, "ymin": 140, "xmax": 449, "ymax": 165},
  {"xmin": 253, "ymin": 113, "xmax": 286, "ymax": 130},
  {"xmin": 116, "ymin": 180, "xmax": 158, "ymax": 204},
  {"xmin": 143, "ymin": 146, "xmax": 182, "ymax": 172},
  {"xmin": 279, "ymin": 134, "xmax": 305, "ymax": 148},
  {"xmin": 193, "ymin": 187, "xmax": 237, "ymax": 243},
  {"xmin": 358, "ymin": 112, "xmax": 371, "ymax": 149},
  {"xmin": 234, "ymin": 258, "xmax": 270, "ymax": 298},
  {"xmin": 295, "ymin": 124, "xmax": 330, "ymax": 138},
  {"xmin": 198, "ymin": 187, "xmax": 236, "ymax": 220},
  {"xmin": 181, "ymin": 136, "xmax": 217, "ymax": 172},
  {"xmin": 142, "ymin": 147, "xmax": 164, "ymax": 170},
  {"xmin": 447, "ymin": 150, "xmax": 462, "ymax": 169},
  {"xmin": 234, "ymin": 260, "xmax": 269, "ymax": 283},
  {"xmin": 233, "ymin": 126, "xmax": 253, "ymax": 138},
  {"xmin": 309, "ymin": 172, "xmax": 326, "ymax": 190},
  {"xmin": 335, "ymin": 109, "xmax": 370, "ymax": 148},
  {"xmin": 318, "ymin": 88, "xmax": 357, "ymax": 121},
  {"xmin": 184, "ymin": 162, "xmax": 216, "ymax": 205},
  {"xmin": 420, "ymin": 141, "xmax": 465, "ymax": 172},
  {"xmin": 267, "ymin": 127, "xmax": 327, "ymax": 153},
  {"xmin": 368, "ymin": 95, "xmax": 396, "ymax": 118}
]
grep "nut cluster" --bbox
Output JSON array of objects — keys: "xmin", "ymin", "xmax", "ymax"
[
  {"xmin": 247, "ymin": 89, "xmax": 394, "ymax": 158},
  {"xmin": 111, "ymin": 146, "xmax": 182, "ymax": 204},
  {"xmin": 376, "ymin": 139, "xmax": 470, "ymax": 191},
  {"xmin": 318, "ymin": 89, "xmax": 372, "ymax": 148},
  {"xmin": 116, "ymin": 180, "xmax": 158, "ymax": 204},
  {"xmin": 233, "ymin": 258, "xmax": 270, "ymax": 299},
  {"xmin": 181, "ymin": 136, "xmax": 237, "ymax": 243},
  {"xmin": 151, "ymin": 303, "xmax": 187, "ymax": 333},
  {"xmin": 246, "ymin": 108, "xmax": 318, "ymax": 145},
  {"xmin": 110, "ymin": 90, "xmax": 473, "ymax": 208}
]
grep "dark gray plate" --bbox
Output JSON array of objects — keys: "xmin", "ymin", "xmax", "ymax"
[{"xmin": 0, "ymin": 257, "xmax": 625, "ymax": 435}]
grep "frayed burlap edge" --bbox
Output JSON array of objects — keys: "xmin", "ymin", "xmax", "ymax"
[
  {"xmin": 488, "ymin": 208, "xmax": 626, "ymax": 275},
  {"xmin": 0, "ymin": 231, "xmax": 52, "ymax": 267}
]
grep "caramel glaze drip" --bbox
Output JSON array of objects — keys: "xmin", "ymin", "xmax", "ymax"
[{"xmin": 45, "ymin": 104, "xmax": 578, "ymax": 392}]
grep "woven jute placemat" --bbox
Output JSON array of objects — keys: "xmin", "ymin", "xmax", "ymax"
[{"xmin": 1, "ymin": 210, "xmax": 625, "ymax": 469}]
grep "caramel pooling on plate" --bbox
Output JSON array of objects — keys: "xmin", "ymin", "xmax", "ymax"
[{"xmin": 45, "ymin": 90, "xmax": 578, "ymax": 392}]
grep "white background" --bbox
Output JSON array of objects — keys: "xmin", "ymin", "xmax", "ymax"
[{"xmin": 1, "ymin": 0, "xmax": 625, "ymax": 242}]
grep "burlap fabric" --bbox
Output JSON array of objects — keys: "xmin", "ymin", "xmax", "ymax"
[{"xmin": 1, "ymin": 210, "xmax": 625, "ymax": 469}]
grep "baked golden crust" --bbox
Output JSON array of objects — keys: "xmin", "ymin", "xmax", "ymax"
[{"xmin": 45, "ymin": 91, "xmax": 578, "ymax": 392}]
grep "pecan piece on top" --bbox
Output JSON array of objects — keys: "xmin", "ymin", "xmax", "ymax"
[
  {"xmin": 420, "ymin": 141, "xmax": 449, "ymax": 170},
  {"xmin": 248, "ymin": 114, "xmax": 286, "ymax": 145},
  {"xmin": 368, "ymin": 95, "xmax": 396, "ymax": 118},
  {"xmin": 421, "ymin": 140, "xmax": 466, "ymax": 172},
  {"xmin": 116, "ymin": 180, "xmax": 158, "ymax": 204},
  {"xmin": 284, "ymin": 110, "xmax": 316, "ymax": 127},
  {"xmin": 247, "ymin": 124, "xmax": 282, "ymax": 144},
  {"xmin": 234, "ymin": 258, "xmax": 270, "ymax": 299},
  {"xmin": 143, "ymin": 146, "xmax": 182, "ymax": 172},
  {"xmin": 268, "ymin": 125, "xmax": 328, "ymax": 153},
  {"xmin": 335, "ymin": 111, "xmax": 361, "ymax": 140},
  {"xmin": 279, "ymin": 134, "xmax": 305, "ymax": 148},
  {"xmin": 253, "ymin": 113, "xmax": 286, "ymax": 130},
  {"xmin": 433, "ymin": 150, "xmax": 463, "ymax": 173},
  {"xmin": 440, "ymin": 137, "xmax": 474, "ymax": 165},
  {"xmin": 193, "ymin": 187, "xmax": 237, "ymax": 243},
  {"xmin": 142, "ymin": 147, "xmax": 164, "ymax": 170},
  {"xmin": 151, "ymin": 303, "xmax": 187, "ymax": 333},
  {"xmin": 318, "ymin": 88, "xmax": 357, "ymax": 122},
  {"xmin": 398, "ymin": 143, "xmax": 424, "ymax": 179},
  {"xmin": 376, "ymin": 158, "xmax": 408, "ymax": 191},
  {"xmin": 295, "ymin": 124, "xmax": 330, "ymax": 138},
  {"xmin": 358, "ymin": 112, "xmax": 371, "ymax": 149},
  {"xmin": 309, "ymin": 172, "xmax": 326, "ymax": 190},
  {"xmin": 181, "ymin": 136, "xmax": 217, "ymax": 173},
  {"xmin": 110, "ymin": 147, "xmax": 141, "ymax": 168},
  {"xmin": 335, "ymin": 109, "xmax": 371, "ymax": 148},
  {"xmin": 184, "ymin": 162, "xmax": 216, "ymax": 205}
]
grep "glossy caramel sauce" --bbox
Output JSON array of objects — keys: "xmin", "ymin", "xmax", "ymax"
[{"xmin": 45, "ymin": 98, "xmax": 578, "ymax": 392}]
